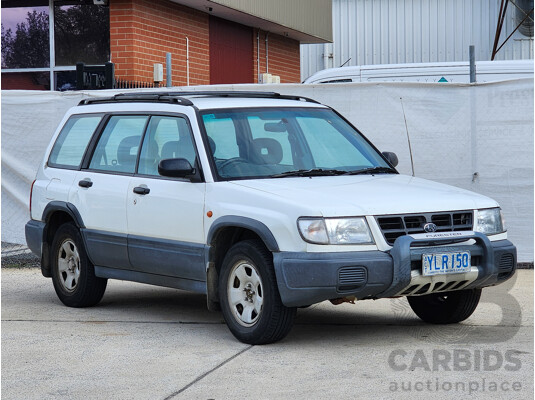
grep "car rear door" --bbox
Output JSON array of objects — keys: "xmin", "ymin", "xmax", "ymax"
[{"xmin": 72, "ymin": 114, "xmax": 149, "ymax": 270}]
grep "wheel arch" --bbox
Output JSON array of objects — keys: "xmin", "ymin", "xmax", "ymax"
[
  {"xmin": 205, "ymin": 216, "xmax": 279, "ymax": 311},
  {"xmin": 40, "ymin": 202, "xmax": 86, "ymax": 278}
]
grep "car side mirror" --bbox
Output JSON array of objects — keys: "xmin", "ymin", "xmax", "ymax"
[
  {"xmin": 158, "ymin": 158, "xmax": 195, "ymax": 178},
  {"xmin": 382, "ymin": 151, "xmax": 399, "ymax": 167}
]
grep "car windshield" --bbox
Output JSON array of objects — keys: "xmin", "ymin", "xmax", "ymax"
[{"xmin": 200, "ymin": 107, "xmax": 394, "ymax": 180}]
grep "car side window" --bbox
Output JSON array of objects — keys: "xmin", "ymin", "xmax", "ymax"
[
  {"xmin": 138, "ymin": 116, "xmax": 196, "ymax": 176},
  {"xmin": 88, "ymin": 116, "xmax": 148, "ymax": 174},
  {"xmin": 48, "ymin": 115, "xmax": 102, "ymax": 169}
]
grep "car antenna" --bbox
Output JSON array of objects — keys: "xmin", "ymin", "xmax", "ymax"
[
  {"xmin": 400, "ymin": 97, "xmax": 415, "ymax": 176},
  {"xmin": 339, "ymin": 57, "xmax": 351, "ymax": 67}
]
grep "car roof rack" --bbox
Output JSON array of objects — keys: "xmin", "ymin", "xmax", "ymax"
[
  {"xmin": 78, "ymin": 93, "xmax": 194, "ymax": 106},
  {"xmin": 78, "ymin": 91, "xmax": 320, "ymax": 106}
]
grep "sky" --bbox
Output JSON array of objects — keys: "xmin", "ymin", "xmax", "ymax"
[{"xmin": 1, "ymin": 7, "xmax": 49, "ymax": 32}]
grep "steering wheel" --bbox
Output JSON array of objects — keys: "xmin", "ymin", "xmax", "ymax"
[{"xmin": 218, "ymin": 157, "xmax": 250, "ymax": 172}]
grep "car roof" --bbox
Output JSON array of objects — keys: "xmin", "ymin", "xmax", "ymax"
[
  {"xmin": 77, "ymin": 91, "xmax": 328, "ymax": 111},
  {"xmin": 188, "ymin": 96, "xmax": 327, "ymax": 110}
]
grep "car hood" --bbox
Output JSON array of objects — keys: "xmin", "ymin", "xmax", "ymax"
[{"xmin": 230, "ymin": 174, "xmax": 498, "ymax": 216}]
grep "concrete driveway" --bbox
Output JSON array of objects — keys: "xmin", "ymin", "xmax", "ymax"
[{"xmin": 2, "ymin": 268, "xmax": 533, "ymax": 400}]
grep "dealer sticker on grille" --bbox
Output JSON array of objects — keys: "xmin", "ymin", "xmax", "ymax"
[{"xmin": 422, "ymin": 251, "xmax": 471, "ymax": 276}]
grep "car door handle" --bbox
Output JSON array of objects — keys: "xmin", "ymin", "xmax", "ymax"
[
  {"xmin": 133, "ymin": 186, "xmax": 150, "ymax": 195},
  {"xmin": 78, "ymin": 179, "xmax": 93, "ymax": 188}
]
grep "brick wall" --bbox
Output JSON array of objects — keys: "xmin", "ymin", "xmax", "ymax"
[
  {"xmin": 253, "ymin": 29, "xmax": 301, "ymax": 83},
  {"xmin": 110, "ymin": 1, "xmax": 300, "ymax": 86},
  {"xmin": 110, "ymin": 0, "xmax": 210, "ymax": 86}
]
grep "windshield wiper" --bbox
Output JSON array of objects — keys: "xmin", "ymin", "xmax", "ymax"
[
  {"xmin": 345, "ymin": 166, "xmax": 397, "ymax": 175},
  {"xmin": 270, "ymin": 168, "xmax": 347, "ymax": 178}
]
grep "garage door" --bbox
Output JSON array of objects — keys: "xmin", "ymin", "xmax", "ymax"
[{"xmin": 209, "ymin": 16, "xmax": 253, "ymax": 84}]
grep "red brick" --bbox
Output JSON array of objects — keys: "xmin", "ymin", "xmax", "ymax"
[{"xmin": 110, "ymin": 0, "xmax": 298, "ymax": 84}]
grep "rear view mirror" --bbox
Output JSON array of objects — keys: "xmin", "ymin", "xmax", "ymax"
[
  {"xmin": 382, "ymin": 151, "xmax": 399, "ymax": 167},
  {"xmin": 264, "ymin": 121, "xmax": 287, "ymax": 132},
  {"xmin": 158, "ymin": 158, "xmax": 195, "ymax": 178}
]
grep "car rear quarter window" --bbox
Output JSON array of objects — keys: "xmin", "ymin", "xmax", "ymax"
[{"xmin": 48, "ymin": 115, "xmax": 102, "ymax": 169}]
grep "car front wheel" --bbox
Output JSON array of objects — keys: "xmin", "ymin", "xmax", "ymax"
[{"xmin": 219, "ymin": 240, "xmax": 296, "ymax": 344}]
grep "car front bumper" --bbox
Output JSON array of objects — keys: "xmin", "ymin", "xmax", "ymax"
[{"xmin": 273, "ymin": 233, "xmax": 517, "ymax": 307}]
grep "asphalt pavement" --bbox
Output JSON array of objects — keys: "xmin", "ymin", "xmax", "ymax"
[{"xmin": 2, "ymin": 268, "xmax": 533, "ymax": 400}]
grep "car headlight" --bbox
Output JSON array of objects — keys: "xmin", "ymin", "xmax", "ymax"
[
  {"xmin": 475, "ymin": 208, "xmax": 505, "ymax": 235},
  {"xmin": 298, "ymin": 217, "xmax": 374, "ymax": 245}
]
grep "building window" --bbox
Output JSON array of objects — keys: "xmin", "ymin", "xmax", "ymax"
[
  {"xmin": 1, "ymin": 2, "xmax": 50, "ymax": 69},
  {"xmin": 1, "ymin": 0, "xmax": 110, "ymax": 91},
  {"xmin": 54, "ymin": 1, "xmax": 110, "ymax": 66},
  {"xmin": 1, "ymin": 71, "xmax": 50, "ymax": 90}
]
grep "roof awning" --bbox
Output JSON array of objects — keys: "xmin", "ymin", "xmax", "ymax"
[{"xmin": 170, "ymin": 0, "xmax": 332, "ymax": 43}]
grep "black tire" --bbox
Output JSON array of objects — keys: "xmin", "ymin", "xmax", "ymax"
[
  {"xmin": 50, "ymin": 222, "xmax": 107, "ymax": 307},
  {"xmin": 407, "ymin": 288, "xmax": 482, "ymax": 324},
  {"xmin": 219, "ymin": 240, "xmax": 296, "ymax": 344}
]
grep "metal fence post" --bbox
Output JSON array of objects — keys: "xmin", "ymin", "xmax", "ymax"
[
  {"xmin": 469, "ymin": 45, "xmax": 476, "ymax": 83},
  {"xmin": 166, "ymin": 52, "xmax": 172, "ymax": 87}
]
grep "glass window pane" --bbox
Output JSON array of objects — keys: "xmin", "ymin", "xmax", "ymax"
[
  {"xmin": 55, "ymin": 70, "xmax": 77, "ymax": 91},
  {"xmin": 89, "ymin": 116, "xmax": 148, "ymax": 174},
  {"xmin": 1, "ymin": 71, "xmax": 50, "ymax": 90},
  {"xmin": 200, "ymin": 108, "xmax": 390, "ymax": 180},
  {"xmin": 49, "ymin": 115, "xmax": 102, "ymax": 168},
  {"xmin": 248, "ymin": 117, "xmax": 293, "ymax": 165},
  {"xmin": 1, "ymin": 4, "xmax": 50, "ymax": 68},
  {"xmin": 138, "ymin": 116, "xmax": 196, "ymax": 176},
  {"xmin": 54, "ymin": 2, "xmax": 110, "ymax": 66},
  {"xmin": 202, "ymin": 114, "xmax": 239, "ymax": 159},
  {"xmin": 297, "ymin": 117, "xmax": 373, "ymax": 168}
]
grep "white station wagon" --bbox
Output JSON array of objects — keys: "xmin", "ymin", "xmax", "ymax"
[{"xmin": 26, "ymin": 91, "xmax": 517, "ymax": 344}]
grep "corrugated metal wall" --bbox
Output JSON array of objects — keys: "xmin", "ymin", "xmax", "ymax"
[{"xmin": 301, "ymin": 0, "xmax": 534, "ymax": 81}]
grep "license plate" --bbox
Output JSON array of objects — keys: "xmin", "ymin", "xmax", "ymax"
[{"xmin": 422, "ymin": 251, "xmax": 471, "ymax": 276}]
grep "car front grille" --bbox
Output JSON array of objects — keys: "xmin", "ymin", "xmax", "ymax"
[{"xmin": 376, "ymin": 211, "xmax": 473, "ymax": 245}]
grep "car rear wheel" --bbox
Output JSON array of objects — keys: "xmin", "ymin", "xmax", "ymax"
[
  {"xmin": 219, "ymin": 240, "xmax": 296, "ymax": 344},
  {"xmin": 51, "ymin": 222, "xmax": 107, "ymax": 307},
  {"xmin": 407, "ymin": 288, "xmax": 482, "ymax": 324}
]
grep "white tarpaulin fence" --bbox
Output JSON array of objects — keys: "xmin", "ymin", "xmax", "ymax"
[{"xmin": 2, "ymin": 80, "xmax": 533, "ymax": 261}]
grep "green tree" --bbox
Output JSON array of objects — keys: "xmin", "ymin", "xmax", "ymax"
[
  {"xmin": 1, "ymin": 10, "xmax": 50, "ymax": 68},
  {"xmin": 1, "ymin": 5, "xmax": 109, "ymax": 69}
]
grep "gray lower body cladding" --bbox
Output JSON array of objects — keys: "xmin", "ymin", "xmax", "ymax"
[
  {"xmin": 273, "ymin": 237, "xmax": 516, "ymax": 307},
  {"xmin": 26, "ymin": 219, "xmax": 516, "ymax": 309},
  {"xmin": 25, "ymin": 220, "xmax": 45, "ymax": 258}
]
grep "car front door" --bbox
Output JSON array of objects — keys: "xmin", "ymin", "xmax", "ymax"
[{"xmin": 126, "ymin": 115, "xmax": 206, "ymax": 283}]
